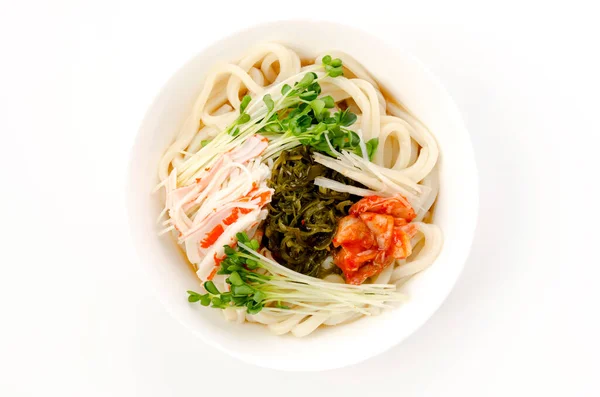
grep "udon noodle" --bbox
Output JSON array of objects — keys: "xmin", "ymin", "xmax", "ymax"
[{"xmin": 157, "ymin": 43, "xmax": 442, "ymax": 337}]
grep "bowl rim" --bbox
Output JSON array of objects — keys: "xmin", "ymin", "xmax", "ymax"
[{"xmin": 127, "ymin": 19, "xmax": 479, "ymax": 371}]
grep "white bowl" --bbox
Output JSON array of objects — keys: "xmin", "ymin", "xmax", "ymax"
[{"xmin": 127, "ymin": 21, "xmax": 478, "ymax": 371}]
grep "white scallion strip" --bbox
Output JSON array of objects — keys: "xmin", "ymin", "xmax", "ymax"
[
  {"xmin": 312, "ymin": 151, "xmax": 429, "ymax": 208},
  {"xmin": 314, "ymin": 176, "xmax": 380, "ymax": 197}
]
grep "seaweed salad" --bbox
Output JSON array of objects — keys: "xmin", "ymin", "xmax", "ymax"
[{"xmin": 263, "ymin": 146, "xmax": 360, "ymax": 276}]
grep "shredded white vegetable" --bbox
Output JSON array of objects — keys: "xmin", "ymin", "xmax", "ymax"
[{"xmin": 314, "ymin": 176, "xmax": 380, "ymax": 197}]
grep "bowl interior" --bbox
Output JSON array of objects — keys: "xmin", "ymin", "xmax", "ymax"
[{"xmin": 127, "ymin": 21, "xmax": 478, "ymax": 371}]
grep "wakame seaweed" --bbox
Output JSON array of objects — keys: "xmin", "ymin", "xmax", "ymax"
[{"xmin": 263, "ymin": 146, "xmax": 361, "ymax": 277}]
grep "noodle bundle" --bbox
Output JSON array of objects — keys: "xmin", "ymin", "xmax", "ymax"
[{"xmin": 157, "ymin": 43, "xmax": 442, "ymax": 336}]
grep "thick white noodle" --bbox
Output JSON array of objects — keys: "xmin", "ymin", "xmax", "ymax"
[{"xmin": 158, "ymin": 44, "xmax": 443, "ymax": 337}]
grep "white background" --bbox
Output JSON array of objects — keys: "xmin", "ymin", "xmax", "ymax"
[{"xmin": 0, "ymin": 1, "xmax": 596, "ymax": 396}]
